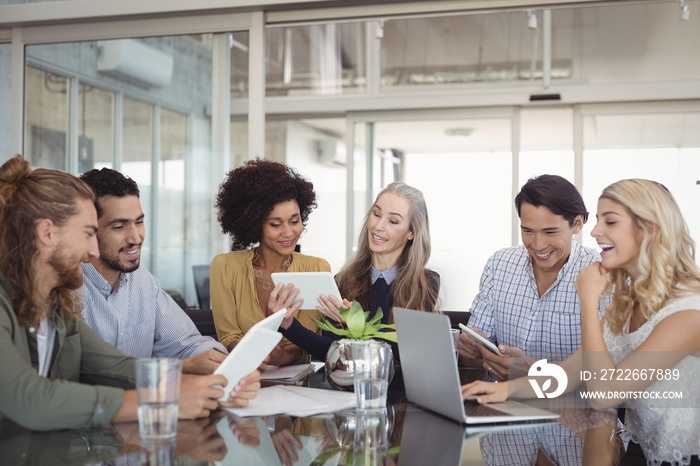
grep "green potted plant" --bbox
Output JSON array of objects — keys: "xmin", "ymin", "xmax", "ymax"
[{"xmin": 312, "ymin": 301, "xmax": 396, "ymax": 390}]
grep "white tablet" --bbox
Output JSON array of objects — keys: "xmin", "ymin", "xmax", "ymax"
[
  {"xmin": 459, "ymin": 324, "xmax": 505, "ymax": 357},
  {"xmin": 214, "ymin": 327, "xmax": 282, "ymax": 402},
  {"xmin": 251, "ymin": 307, "xmax": 287, "ymax": 333},
  {"xmin": 270, "ymin": 272, "xmax": 342, "ymax": 309}
]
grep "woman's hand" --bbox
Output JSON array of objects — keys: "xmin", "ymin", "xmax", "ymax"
[
  {"xmin": 269, "ymin": 282, "xmax": 303, "ymax": 315},
  {"xmin": 269, "ymin": 416, "xmax": 302, "ymax": 466},
  {"xmin": 575, "ymin": 262, "xmax": 608, "ymax": 310},
  {"xmin": 316, "ymin": 295, "xmax": 352, "ymax": 323},
  {"xmin": 461, "ymin": 380, "xmax": 509, "ymax": 404}
]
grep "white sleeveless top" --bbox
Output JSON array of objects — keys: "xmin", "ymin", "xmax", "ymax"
[{"xmin": 603, "ymin": 293, "xmax": 700, "ymax": 465}]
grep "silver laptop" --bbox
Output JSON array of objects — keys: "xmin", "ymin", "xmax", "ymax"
[{"xmin": 394, "ymin": 307, "xmax": 559, "ymax": 425}]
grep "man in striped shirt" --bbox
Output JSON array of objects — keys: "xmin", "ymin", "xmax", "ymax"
[{"xmin": 80, "ymin": 168, "xmax": 228, "ymax": 374}]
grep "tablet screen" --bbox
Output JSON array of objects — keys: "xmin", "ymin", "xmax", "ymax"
[{"xmin": 270, "ymin": 272, "xmax": 342, "ymax": 309}]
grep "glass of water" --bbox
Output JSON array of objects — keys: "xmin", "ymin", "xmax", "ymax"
[
  {"xmin": 136, "ymin": 358, "xmax": 181, "ymax": 440},
  {"xmin": 352, "ymin": 340, "xmax": 392, "ymax": 411},
  {"xmin": 451, "ymin": 329, "xmax": 460, "ymax": 360}
]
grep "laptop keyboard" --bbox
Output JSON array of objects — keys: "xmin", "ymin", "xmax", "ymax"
[{"xmin": 464, "ymin": 401, "xmax": 510, "ymax": 417}]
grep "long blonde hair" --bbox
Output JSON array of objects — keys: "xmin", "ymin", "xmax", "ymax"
[
  {"xmin": 335, "ymin": 182, "xmax": 438, "ymax": 314},
  {"xmin": 601, "ymin": 179, "xmax": 700, "ymax": 333}
]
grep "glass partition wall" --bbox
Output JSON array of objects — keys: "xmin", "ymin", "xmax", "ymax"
[
  {"xmin": 23, "ymin": 31, "xmax": 247, "ymax": 306},
  {"xmin": 0, "ymin": 43, "xmax": 9, "ymax": 158},
  {"xmin": 7, "ymin": 0, "xmax": 700, "ymax": 310}
]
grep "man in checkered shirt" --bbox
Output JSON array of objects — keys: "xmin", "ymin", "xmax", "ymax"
[{"xmin": 458, "ymin": 174, "xmax": 609, "ymax": 381}]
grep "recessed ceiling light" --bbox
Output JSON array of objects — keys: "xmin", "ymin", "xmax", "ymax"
[{"xmin": 444, "ymin": 128, "xmax": 474, "ymax": 137}]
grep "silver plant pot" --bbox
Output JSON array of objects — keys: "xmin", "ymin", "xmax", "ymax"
[{"xmin": 325, "ymin": 338, "xmax": 394, "ymax": 391}]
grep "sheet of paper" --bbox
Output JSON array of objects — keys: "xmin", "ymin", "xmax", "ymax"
[
  {"xmin": 311, "ymin": 361, "xmax": 325, "ymax": 372},
  {"xmin": 223, "ymin": 386, "xmax": 355, "ymax": 417},
  {"xmin": 261, "ymin": 363, "xmax": 314, "ymax": 382}
]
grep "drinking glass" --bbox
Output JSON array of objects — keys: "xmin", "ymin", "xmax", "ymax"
[
  {"xmin": 136, "ymin": 358, "xmax": 181, "ymax": 440},
  {"xmin": 352, "ymin": 340, "xmax": 392, "ymax": 411},
  {"xmin": 451, "ymin": 329, "xmax": 460, "ymax": 360}
]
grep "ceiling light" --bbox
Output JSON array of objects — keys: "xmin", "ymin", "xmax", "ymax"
[{"xmin": 444, "ymin": 128, "xmax": 474, "ymax": 137}]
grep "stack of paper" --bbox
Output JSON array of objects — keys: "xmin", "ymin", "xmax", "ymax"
[
  {"xmin": 223, "ymin": 385, "xmax": 356, "ymax": 417},
  {"xmin": 260, "ymin": 363, "xmax": 315, "ymax": 383}
]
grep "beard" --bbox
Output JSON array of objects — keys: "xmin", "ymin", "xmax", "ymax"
[
  {"xmin": 99, "ymin": 244, "xmax": 140, "ymax": 274},
  {"xmin": 47, "ymin": 249, "xmax": 84, "ymax": 290}
]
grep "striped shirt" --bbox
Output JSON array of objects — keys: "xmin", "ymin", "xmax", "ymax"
[
  {"xmin": 81, "ymin": 263, "xmax": 226, "ymax": 359},
  {"xmin": 468, "ymin": 240, "xmax": 608, "ymax": 362}
]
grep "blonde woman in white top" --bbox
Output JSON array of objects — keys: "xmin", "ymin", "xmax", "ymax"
[{"xmin": 462, "ymin": 179, "xmax": 700, "ymax": 466}]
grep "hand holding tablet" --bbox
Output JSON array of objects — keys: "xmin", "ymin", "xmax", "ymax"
[
  {"xmin": 214, "ymin": 310, "xmax": 287, "ymax": 402},
  {"xmin": 458, "ymin": 323, "xmax": 505, "ymax": 357}
]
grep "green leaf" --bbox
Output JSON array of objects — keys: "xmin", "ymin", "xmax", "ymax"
[
  {"xmin": 367, "ymin": 307, "xmax": 384, "ymax": 326},
  {"xmin": 373, "ymin": 331, "xmax": 398, "ymax": 343},
  {"xmin": 346, "ymin": 302, "xmax": 367, "ymax": 339},
  {"xmin": 312, "ymin": 300, "xmax": 398, "ymax": 342},
  {"xmin": 310, "ymin": 317, "xmax": 352, "ymax": 338}
]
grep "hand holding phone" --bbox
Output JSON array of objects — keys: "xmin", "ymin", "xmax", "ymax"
[{"xmin": 458, "ymin": 324, "xmax": 505, "ymax": 357}]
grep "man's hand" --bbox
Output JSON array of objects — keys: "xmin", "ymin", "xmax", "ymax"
[
  {"xmin": 176, "ymin": 416, "xmax": 227, "ymax": 461},
  {"xmin": 227, "ymin": 417, "xmax": 261, "ymax": 447},
  {"xmin": 182, "ymin": 349, "xmax": 227, "ymax": 375},
  {"xmin": 458, "ymin": 327, "xmax": 487, "ymax": 367},
  {"xmin": 226, "ymin": 370, "xmax": 262, "ymax": 408},
  {"xmin": 178, "ymin": 373, "xmax": 226, "ymax": 419},
  {"xmin": 480, "ymin": 345, "xmax": 535, "ymax": 381}
]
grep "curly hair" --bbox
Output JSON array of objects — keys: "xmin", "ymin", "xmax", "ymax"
[
  {"xmin": 600, "ymin": 179, "xmax": 700, "ymax": 334},
  {"xmin": 80, "ymin": 168, "xmax": 140, "ymax": 218},
  {"xmin": 215, "ymin": 159, "xmax": 317, "ymax": 249},
  {"xmin": 0, "ymin": 155, "xmax": 95, "ymax": 325}
]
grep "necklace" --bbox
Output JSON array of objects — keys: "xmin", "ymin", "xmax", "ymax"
[{"xmin": 252, "ymin": 249, "xmax": 291, "ymax": 290}]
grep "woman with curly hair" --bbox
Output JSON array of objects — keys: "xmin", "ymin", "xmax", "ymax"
[
  {"xmin": 280, "ymin": 182, "xmax": 440, "ymax": 362},
  {"xmin": 210, "ymin": 159, "xmax": 330, "ymax": 366},
  {"xmin": 462, "ymin": 179, "xmax": 700, "ymax": 465}
]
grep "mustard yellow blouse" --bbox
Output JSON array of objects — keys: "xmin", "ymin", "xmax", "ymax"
[{"xmin": 210, "ymin": 249, "xmax": 331, "ymax": 350}]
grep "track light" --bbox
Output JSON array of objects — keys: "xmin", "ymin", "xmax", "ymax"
[
  {"xmin": 375, "ymin": 20, "xmax": 385, "ymax": 39},
  {"xmin": 680, "ymin": 0, "xmax": 690, "ymax": 21},
  {"xmin": 527, "ymin": 10, "xmax": 538, "ymax": 30}
]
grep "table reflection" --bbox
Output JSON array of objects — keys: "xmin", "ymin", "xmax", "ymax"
[{"xmin": 0, "ymin": 367, "xmax": 628, "ymax": 466}]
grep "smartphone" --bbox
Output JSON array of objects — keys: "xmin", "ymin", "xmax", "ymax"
[{"xmin": 458, "ymin": 323, "xmax": 505, "ymax": 357}]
